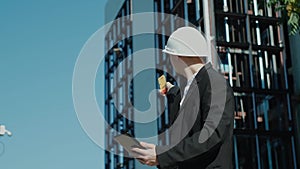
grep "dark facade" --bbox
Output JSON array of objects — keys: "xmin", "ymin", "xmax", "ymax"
[
  {"xmin": 104, "ymin": 1, "xmax": 135, "ymax": 168},
  {"xmin": 104, "ymin": 0, "xmax": 298, "ymax": 168}
]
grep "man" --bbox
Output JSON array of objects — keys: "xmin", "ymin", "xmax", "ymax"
[{"xmin": 131, "ymin": 26, "xmax": 234, "ymax": 169}]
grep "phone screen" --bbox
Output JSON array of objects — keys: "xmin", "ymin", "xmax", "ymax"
[{"xmin": 158, "ymin": 75, "xmax": 167, "ymax": 93}]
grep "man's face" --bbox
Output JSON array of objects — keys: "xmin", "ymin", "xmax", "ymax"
[{"xmin": 169, "ymin": 55, "xmax": 188, "ymax": 76}]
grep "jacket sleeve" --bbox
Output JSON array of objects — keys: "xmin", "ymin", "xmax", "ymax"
[
  {"xmin": 166, "ymin": 86, "xmax": 181, "ymax": 125},
  {"xmin": 156, "ymin": 83, "xmax": 234, "ymax": 169}
]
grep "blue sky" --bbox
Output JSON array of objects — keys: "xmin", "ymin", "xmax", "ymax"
[{"xmin": 0, "ymin": 1, "xmax": 107, "ymax": 168}]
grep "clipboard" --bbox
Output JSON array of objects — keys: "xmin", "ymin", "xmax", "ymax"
[{"xmin": 114, "ymin": 133, "xmax": 144, "ymax": 153}]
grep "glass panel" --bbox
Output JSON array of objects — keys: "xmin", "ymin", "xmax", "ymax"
[
  {"xmin": 259, "ymin": 136, "xmax": 295, "ymax": 169},
  {"xmin": 219, "ymin": 52, "xmax": 251, "ymax": 88},
  {"xmin": 252, "ymin": 51, "xmax": 282, "ymax": 90},
  {"xmin": 234, "ymin": 135, "xmax": 258, "ymax": 169},
  {"xmin": 234, "ymin": 93, "xmax": 254, "ymax": 129},
  {"xmin": 255, "ymin": 94, "xmax": 290, "ymax": 131}
]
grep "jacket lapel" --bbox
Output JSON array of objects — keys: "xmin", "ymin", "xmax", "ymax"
[
  {"xmin": 179, "ymin": 63, "xmax": 212, "ymax": 109},
  {"xmin": 179, "ymin": 81, "xmax": 198, "ymax": 109}
]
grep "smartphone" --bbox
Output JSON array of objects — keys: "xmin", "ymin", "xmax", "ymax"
[
  {"xmin": 114, "ymin": 133, "xmax": 144, "ymax": 152},
  {"xmin": 158, "ymin": 75, "xmax": 167, "ymax": 94}
]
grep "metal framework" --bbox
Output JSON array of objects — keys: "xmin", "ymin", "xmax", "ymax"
[
  {"xmin": 154, "ymin": 0, "xmax": 298, "ymax": 169},
  {"xmin": 104, "ymin": 1, "xmax": 135, "ymax": 168},
  {"xmin": 214, "ymin": 0, "xmax": 297, "ymax": 168}
]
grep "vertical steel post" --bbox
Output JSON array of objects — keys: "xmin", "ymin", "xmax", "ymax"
[{"xmin": 244, "ymin": 0, "xmax": 261, "ymax": 168}]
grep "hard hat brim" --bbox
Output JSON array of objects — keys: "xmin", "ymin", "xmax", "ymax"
[{"xmin": 162, "ymin": 48, "xmax": 207, "ymax": 57}]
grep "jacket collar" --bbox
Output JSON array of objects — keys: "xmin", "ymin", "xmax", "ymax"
[{"xmin": 179, "ymin": 62, "xmax": 212, "ymax": 108}]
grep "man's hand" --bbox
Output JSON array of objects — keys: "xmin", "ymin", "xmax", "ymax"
[
  {"xmin": 159, "ymin": 82, "xmax": 174, "ymax": 95},
  {"xmin": 131, "ymin": 142, "xmax": 159, "ymax": 166}
]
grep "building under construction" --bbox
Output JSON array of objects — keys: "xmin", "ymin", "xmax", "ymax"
[{"xmin": 104, "ymin": 0, "xmax": 299, "ymax": 168}]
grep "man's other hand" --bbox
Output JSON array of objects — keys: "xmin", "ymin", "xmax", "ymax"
[{"xmin": 131, "ymin": 142, "xmax": 159, "ymax": 166}]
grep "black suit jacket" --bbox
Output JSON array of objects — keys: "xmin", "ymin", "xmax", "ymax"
[{"xmin": 156, "ymin": 63, "xmax": 234, "ymax": 169}]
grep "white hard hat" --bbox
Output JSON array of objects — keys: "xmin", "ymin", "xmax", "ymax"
[{"xmin": 162, "ymin": 26, "xmax": 209, "ymax": 57}]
